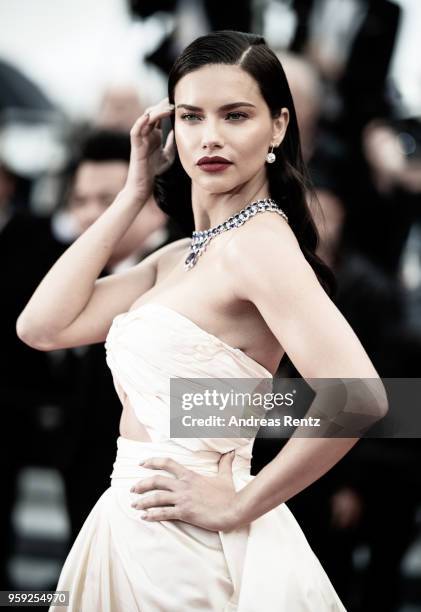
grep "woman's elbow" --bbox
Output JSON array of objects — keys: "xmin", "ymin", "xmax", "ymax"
[
  {"xmin": 375, "ymin": 380, "xmax": 389, "ymax": 419},
  {"xmin": 361, "ymin": 377, "xmax": 389, "ymax": 421},
  {"xmin": 16, "ymin": 315, "xmax": 54, "ymax": 351}
]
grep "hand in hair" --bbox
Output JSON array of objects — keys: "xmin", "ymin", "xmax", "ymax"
[{"xmin": 124, "ymin": 97, "xmax": 176, "ymax": 203}]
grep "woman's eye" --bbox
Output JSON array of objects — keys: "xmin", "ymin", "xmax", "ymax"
[
  {"xmin": 180, "ymin": 113, "xmax": 201, "ymax": 121},
  {"xmin": 226, "ymin": 112, "xmax": 248, "ymax": 120},
  {"xmin": 179, "ymin": 112, "xmax": 248, "ymax": 121}
]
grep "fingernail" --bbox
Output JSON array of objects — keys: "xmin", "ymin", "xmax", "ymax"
[
  {"xmin": 139, "ymin": 460, "xmax": 145, "ymax": 465},
  {"xmin": 131, "ymin": 502, "xmax": 137, "ymax": 508},
  {"xmin": 139, "ymin": 511, "xmax": 147, "ymax": 518},
  {"xmin": 130, "ymin": 486, "xmax": 135, "ymax": 492}
]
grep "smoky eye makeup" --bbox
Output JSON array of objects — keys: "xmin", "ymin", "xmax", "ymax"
[
  {"xmin": 178, "ymin": 110, "xmax": 250, "ymax": 122},
  {"xmin": 224, "ymin": 111, "xmax": 249, "ymax": 120},
  {"xmin": 179, "ymin": 112, "xmax": 202, "ymax": 121}
]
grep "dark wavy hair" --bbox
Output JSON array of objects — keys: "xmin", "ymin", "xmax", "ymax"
[{"xmin": 154, "ymin": 30, "xmax": 336, "ymax": 297}]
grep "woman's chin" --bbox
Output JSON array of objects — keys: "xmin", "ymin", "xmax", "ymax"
[{"xmin": 195, "ymin": 175, "xmax": 244, "ymax": 195}]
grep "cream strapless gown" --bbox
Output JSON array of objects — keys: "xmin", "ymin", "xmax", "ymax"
[{"xmin": 50, "ymin": 303, "xmax": 346, "ymax": 612}]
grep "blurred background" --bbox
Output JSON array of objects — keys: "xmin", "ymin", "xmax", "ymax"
[{"xmin": 1, "ymin": 1, "xmax": 421, "ymax": 610}]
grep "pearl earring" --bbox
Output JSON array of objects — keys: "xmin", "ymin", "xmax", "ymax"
[{"xmin": 266, "ymin": 145, "xmax": 276, "ymax": 164}]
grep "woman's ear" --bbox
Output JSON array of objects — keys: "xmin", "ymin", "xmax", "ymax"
[{"xmin": 272, "ymin": 107, "xmax": 289, "ymax": 147}]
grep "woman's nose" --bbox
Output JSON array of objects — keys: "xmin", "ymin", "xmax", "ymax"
[{"xmin": 201, "ymin": 119, "xmax": 224, "ymax": 150}]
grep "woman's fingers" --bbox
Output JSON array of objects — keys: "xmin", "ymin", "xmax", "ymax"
[
  {"xmin": 148, "ymin": 105, "xmax": 174, "ymax": 129},
  {"xmin": 132, "ymin": 107, "xmax": 174, "ymax": 143},
  {"xmin": 157, "ymin": 129, "xmax": 176, "ymax": 173},
  {"xmin": 131, "ymin": 474, "xmax": 180, "ymax": 494},
  {"xmin": 130, "ymin": 112, "xmax": 150, "ymax": 141},
  {"xmin": 145, "ymin": 98, "xmax": 174, "ymax": 127},
  {"xmin": 127, "ymin": 98, "xmax": 175, "ymax": 187},
  {"xmin": 130, "ymin": 97, "xmax": 174, "ymax": 141},
  {"xmin": 144, "ymin": 96, "xmax": 170, "ymax": 116},
  {"xmin": 163, "ymin": 129, "xmax": 175, "ymax": 158},
  {"xmin": 138, "ymin": 456, "xmax": 191, "ymax": 480},
  {"xmin": 131, "ymin": 490, "xmax": 176, "ymax": 510}
]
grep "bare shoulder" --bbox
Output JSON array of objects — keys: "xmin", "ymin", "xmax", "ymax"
[
  {"xmin": 224, "ymin": 212, "xmax": 301, "ymax": 270},
  {"xmin": 224, "ymin": 212, "xmax": 317, "ymax": 300},
  {"xmin": 229, "ymin": 210, "xmax": 297, "ymax": 250}
]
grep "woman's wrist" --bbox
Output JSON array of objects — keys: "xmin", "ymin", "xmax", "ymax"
[
  {"xmin": 117, "ymin": 186, "xmax": 149, "ymax": 211},
  {"xmin": 229, "ymin": 490, "xmax": 256, "ymax": 530},
  {"xmin": 230, "ymin": 466, "xmax": 288, "ymax": 530}
]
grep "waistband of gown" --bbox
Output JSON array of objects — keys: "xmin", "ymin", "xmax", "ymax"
[{"xmin": 110, "ymin": 436, "xmax": 251, "ymax": 487}]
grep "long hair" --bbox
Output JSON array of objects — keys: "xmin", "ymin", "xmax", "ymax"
[{"xmin": 154, "ymin": 30, "xmax": 336, "ymax": 296}]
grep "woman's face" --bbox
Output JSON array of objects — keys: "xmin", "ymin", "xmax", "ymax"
[{"xmin": 173, "ymin": 64, "xmax": 288, "ymax": 194}]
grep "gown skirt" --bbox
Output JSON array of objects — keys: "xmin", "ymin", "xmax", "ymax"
[{"xmin": 50, "ymin": 437, "xmax": 347, "ymax": 612}]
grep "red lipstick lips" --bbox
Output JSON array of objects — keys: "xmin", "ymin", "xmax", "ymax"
[{"xmin": 197, "ymin": 156, "xmax": 233, "ymax": 173}]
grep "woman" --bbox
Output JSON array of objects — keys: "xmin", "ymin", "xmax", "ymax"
[{"xmin": 17, "ymin": 31, "xmax": 386, "ymax": 611}]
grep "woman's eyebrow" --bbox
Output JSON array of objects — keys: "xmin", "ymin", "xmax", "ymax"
[{"xmin": 176, "ymin": 102, "xmax": 256, "ymax": 111}]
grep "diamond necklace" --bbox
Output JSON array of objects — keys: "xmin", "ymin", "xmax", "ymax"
[{"xmin": 184, "ymin": 197, "xmax": 288, "ymax": 270}]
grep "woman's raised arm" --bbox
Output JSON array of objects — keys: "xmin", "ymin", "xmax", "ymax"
[{"xmin": 17, "ymin": 99, "xmax": 175, "ymax": 350}]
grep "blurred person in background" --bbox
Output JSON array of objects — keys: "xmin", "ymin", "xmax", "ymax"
[
  {"xmin": 0, "ymin": 158, "xmax": 69, "ymax": 589},
  {"xmin": 276, "ymin": 51, "xmax": 323, "ymax": 164},
  {"xmin": 278, "ymin": 51, "xmax": 347, "ymax": 269},
  {"xmin": 0, "ymin": 161, "xmax": 16, "ymax": 220},
  {"xmin": 291, "ymin": 0, "xmax": 401, "ymax": 93},
  {"xmin": 323, "ymin": 119, "xmax": 421, "ymax": 610},
  {"xmin": 62, "ymin": 130, "xmax": 173, "ymax": 267},
  {"xmin": 129, "ymin": 0, "xmax": 254, "ymax": 75}
]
